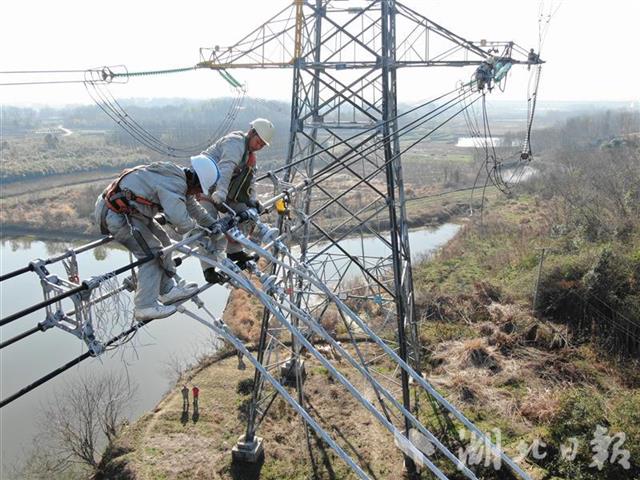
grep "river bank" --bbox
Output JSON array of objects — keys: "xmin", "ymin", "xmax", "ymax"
[
  {"xmin": 1, "ymin": 222, "xmax": 463, "ymax": 476},
  {"xmin": 0, "ymin": 192, "xmax": 475, "ymax": 244}
]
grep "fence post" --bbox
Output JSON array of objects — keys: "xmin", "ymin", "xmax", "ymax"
[{"xmin": 533, "ymin": 248, "xmax": 546, "ymax": 311}]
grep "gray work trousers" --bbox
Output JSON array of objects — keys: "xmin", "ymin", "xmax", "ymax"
[
  {"xmin": 94, "ymin": 196, "xmax": 176, "ymax": 309},
  {"xmin": 196, "ymin": 200, "xmax": 255, "ymax": 271}
]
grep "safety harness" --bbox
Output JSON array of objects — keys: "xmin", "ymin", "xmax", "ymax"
[
  {"xmin": 99, "ymin": 166, "xmax": 165, "ymax": 259},
  {"xmin": 226, "ymin": 135, "xmax": 256, "ymax": 204},
  {"xmin": 103, "ymin": 165, "xmax": 160, "ymax": 215}
]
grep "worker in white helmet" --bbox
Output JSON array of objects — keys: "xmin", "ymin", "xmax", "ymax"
[
  {"xmin": 195, "ymin": 118, "xmax": 275, "ymax": 284},
  {"xmin": 94, "ymin": 158, "xmax": 220, "ymax": 320}
]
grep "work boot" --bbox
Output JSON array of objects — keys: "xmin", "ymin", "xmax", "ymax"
[
  {"xmin": 227, "ymin": 251, "xmax": 259, "ymax": 270},
  {"xmin": 176, "ymin": 279, "xmax": 198, "ymax": 290},
  {"xmin": 134, "ymin": 303, "xmax": 177, "ymax": 321},
  {"xmin": 203, "ymin": 268, "xmax": 225, "ymax": 285},
  {"xmin": 159, "ymin": 283, "xmax": 199, "ymax": 305}
]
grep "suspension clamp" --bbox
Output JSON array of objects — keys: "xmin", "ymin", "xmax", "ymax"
[
  {"xmin": 253, "ymin": 221, "xmax": 279, "ymax": 245},
  {"xmin": 122, "ymin": 275, "xmax": 137, "ymax": 292},
  {"xmin": 88, "ymin": 339, "xmax": 105, "ymax": 357},
  {"xmin": 258, "ymin": 273, "xmax": 280, "ymax": 296},
  {"xmin": 82, "ymin": 275, "xmax": 104, "ymax": 292},
  {"xmin": 29, "ymin": 259, "xmax": 50, "ymax": 280},
  {"xmin": 40, "ymin": 309, "xmax": 63, "ymax": 331}
]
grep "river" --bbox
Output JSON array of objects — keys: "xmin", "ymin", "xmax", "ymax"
[{"xmin": 0, "ymin": 223, "xmax": 460, "ymax": 471}]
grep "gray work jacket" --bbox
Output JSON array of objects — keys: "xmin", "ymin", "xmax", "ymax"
[
  {"xmin": 203, "ymin": 131, "xmax": 257, "ymax": 203},
  {"xmin": 117, "ymin": 162, "xmax": 215, "ymax": 234}
]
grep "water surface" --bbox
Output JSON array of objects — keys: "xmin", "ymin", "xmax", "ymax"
[{"xmin": 0, "ymin": 223, "xmax": 460, "ymax": 470}]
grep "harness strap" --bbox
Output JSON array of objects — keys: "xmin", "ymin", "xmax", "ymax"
[
  {"xmin": 103, "ymin": 165, "xmax": 160, "ymax": 214},
  {"xmin": 227, "ymin": 135, "xmax": 256, "ymax": 203}
]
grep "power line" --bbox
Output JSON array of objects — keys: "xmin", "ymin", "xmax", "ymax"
[
  {"xmin": 0, "ymin": 317, "xmax": 155, "ymax": 408},
  {"xmin": 303, "ymin": 88, "xmax": 478, "ymax": 191},
  {"xmin": 0, "ymin": 252, "xmax": 157, "ymax": 328},
  {"xmin": 258, "ymin": 83, "xmax": 472, "ymax": 182},
  {"xmin": 0, "ymin": 91, "xmax": 482, "ymax": 412}
]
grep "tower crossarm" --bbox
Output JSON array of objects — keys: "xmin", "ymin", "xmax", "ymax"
[
  {"xmin": 393, "ymin": 1, "xmax": 543, "ymax": 67},
  {"xmin": 197, "ymin": 0, "xmax": 542, "ymax": 71},
  {"xmin": 197, "ymin": 2, "xmax": 303, "ymax": 70}
]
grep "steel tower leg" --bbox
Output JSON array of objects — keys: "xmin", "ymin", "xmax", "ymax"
[
  {"xmin": 240, "ymin": 0, "xmax": 325, "ymax": 458},
  {"xmin": 380, "ymin": 1, "xmax": 418, "ymax": 476},
  {"xmin": 240, "ymin": 0, "xmax": 427, "ymax": 471}
]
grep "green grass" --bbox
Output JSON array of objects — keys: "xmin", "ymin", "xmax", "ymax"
[
  {"xmin": 411, "ymin": 191, "xmax": 640, "ymax": 478},
  {"xmin": 419, "ymin": 320, "xmax": 478, "ymax": 344},
  {"xmin": 143, "ymin": 446, "xmax": 163, "ymax": 457}
]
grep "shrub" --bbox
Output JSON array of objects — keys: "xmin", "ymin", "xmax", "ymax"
[
  {"xmin": 610, "ymin": 391, "xmax": 640, "ymax": 464},
  {"xmin": 236, "ymin": 378, "xmax": 254, "ymax": 396},
  {"xmin": 537, "ymin": 258, "xmax": 589, "ymax": 328},
  {"xmin": 543, "ymin": 388, "xmax": 638, "ymax": 479}
]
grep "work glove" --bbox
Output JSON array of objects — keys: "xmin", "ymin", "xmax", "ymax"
[
  {"xmin": 186, "ymin": 224, "xmax": 213, "ymax": 241},
  {"xmin": 246, "ymin": 198, "xmax": 264, "ymax": 214},
  {"xmin": 211, "ymin": 192, "xmax": 231, "ymax": 214},
  {"xmin": 186, "ymin": 224, "xmax": 220, "ymax": 255}
]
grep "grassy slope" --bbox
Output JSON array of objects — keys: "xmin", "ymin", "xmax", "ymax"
[
  {"xmin": 412, "ymin": 195, "xmax": 639, "ymax": 479},
  {"xmin": 99, "ymin": 353, "xmax": 407, "ymax": 480}
]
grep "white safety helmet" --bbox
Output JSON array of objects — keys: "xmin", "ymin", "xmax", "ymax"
[
  {"xmin": 250, "ymin": 118, "xmax": 274, "ymax": 146},
  {"xmin": 190, "ymin": 154, "xmax": 220, "ymax": 194}
]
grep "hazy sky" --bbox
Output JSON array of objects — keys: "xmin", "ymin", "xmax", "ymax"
[{"xmin": 1, "ymin": 0, "xmax": 638, "ymax": 107}]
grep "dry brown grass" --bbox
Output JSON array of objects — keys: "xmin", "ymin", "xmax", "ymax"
[
  {"xmin": 520, "ymin": 390, "xmax": 561, "ymax": 425},
  {"xmin": 463, "ymin": 338, "xmax": 502, "ymax": 373},
  {"xmin": 422, "ymin": 308, "xmax": 601, "ymax": 437},
  {"xmin": 488, "ymin": 331, "xmax": 518, "ymax": 355},
  {"xmin": 102, "ymin": 354, "xmax": 407, "ymax": 480},
  {"xmin": 222, "ymin": 287, "xmax": 263, "ymax": 344}
]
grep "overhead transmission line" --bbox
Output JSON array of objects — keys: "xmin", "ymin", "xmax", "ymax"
[
  {"xmin": 0, "ymin": 66, "xmax": 125, "ymax": 86},
  {"xmin": 0, "ymin": 237, "xmax": 113, "ymax": 283},
  {"xmin": 0, "ymin": 249, "xmax": 158, "ymax": 328},
  {"xmin": 519, "ymin": 0, "xmax": 560, "ymax": 163},
  {"xmin": 261, "ymin": 83, "xmax": 477, "ymax": 199},
  {"xmin": 291, "ymin": 88, "xmax": 480, "ymax": 206},
  {"xmin": 303, "ymin": 93, "xmax": 483, "ymax": 257},
  {"xmin": 0, "ymin": 86, "xmax": 482, "ymax": 410},
  {"xmin": 0, "ymin": 316, "xmax": 156, "ymax": 408},
  {"xmin": 84, "ymin": 66, "xmax": 247, "ymax": 158},
  {"xmin": 2, "ymin": 64, "xmax": 247, "ymax": 158},
  {"xmin": 257, "ymin": 82, "xmax": 472, "ymax": 182}
]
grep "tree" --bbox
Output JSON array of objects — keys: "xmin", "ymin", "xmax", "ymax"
[
  {"xmin": 44, "ymin": 133, "xmax": 59, "ymax": 149},
  {"xmin": 17, "ymin": 370, "xmax": 138, "ymax": 478}
]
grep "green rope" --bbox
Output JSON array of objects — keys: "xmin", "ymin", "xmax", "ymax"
[
  {"xmin": 107, "ymin": 65, "xmax": 243, "ymax": 90},
  {"xmin": 111, "ymin": 66, "xmax": 197, "ymax": 78}
]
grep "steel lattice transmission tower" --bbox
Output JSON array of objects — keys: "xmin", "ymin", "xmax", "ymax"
[{"xmin": 199, "ymin": 0, "xmax": 536, "ymax": 468}]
